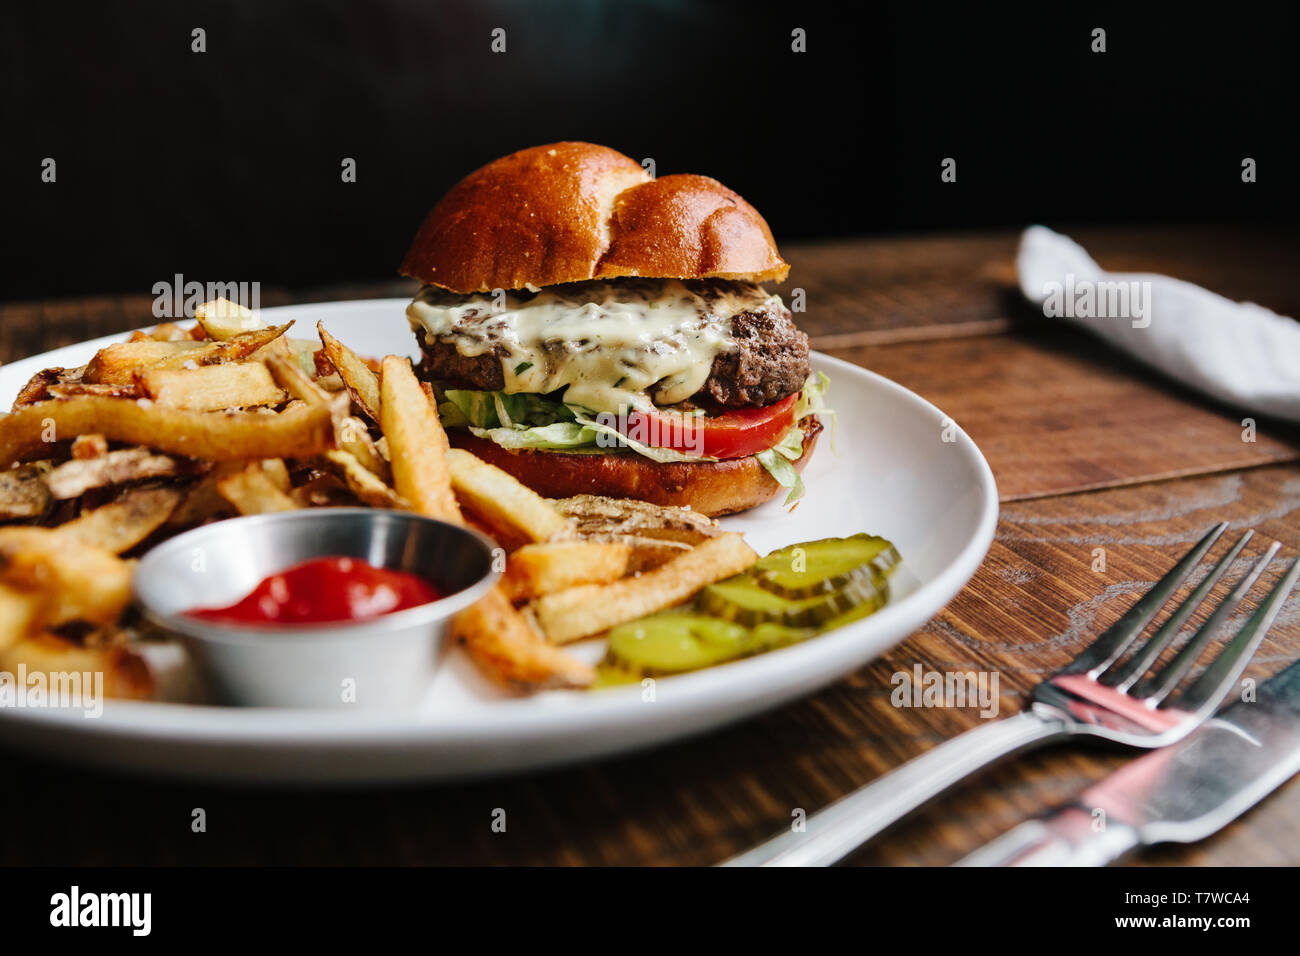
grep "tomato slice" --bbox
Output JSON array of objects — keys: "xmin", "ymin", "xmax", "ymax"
[{"xmin": 623, "ymin": 394, "xmax": 798, "ymax": 460}]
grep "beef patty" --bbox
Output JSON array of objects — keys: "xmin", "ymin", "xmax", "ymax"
[{"xmin": 416, "ymin": 303, "xmax": 810, "ymax": 409}]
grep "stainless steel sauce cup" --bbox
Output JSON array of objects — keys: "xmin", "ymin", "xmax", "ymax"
[{"xmin": 133, "ymin": 508, "xmax": 500, "ymax": 709}]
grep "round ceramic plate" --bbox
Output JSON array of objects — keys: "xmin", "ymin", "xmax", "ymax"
[{"xmin": 0, "ymin": 299, "xmax": 998, "ymax": 783}]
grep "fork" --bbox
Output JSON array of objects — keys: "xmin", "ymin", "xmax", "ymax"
[{"xmin": 722, "ymin": 523, "xmax": 1300, "ymax": 867}]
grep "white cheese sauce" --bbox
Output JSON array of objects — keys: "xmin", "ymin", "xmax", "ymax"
[{"xmin": 407, "ymin": 279, "xmax": 782, "ymax": 413}]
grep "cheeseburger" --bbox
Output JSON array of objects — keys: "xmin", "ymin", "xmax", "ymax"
[{"xmin": 400, "ymin": 142, "xmax": 826, "ymax": 516}]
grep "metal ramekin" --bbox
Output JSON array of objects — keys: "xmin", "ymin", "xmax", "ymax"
[{"xmin": 133, "ymin": 508, "xmax": 499, "ymax": 709}]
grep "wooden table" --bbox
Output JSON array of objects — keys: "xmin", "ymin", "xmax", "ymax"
[{"xmin": 3, "ymin": 226, "xmax": 1299, "ymax": 866}]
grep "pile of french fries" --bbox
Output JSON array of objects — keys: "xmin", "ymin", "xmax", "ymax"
[{"xmin": 0, "ymin": 298, "xmax": 759, "ymax": 698}]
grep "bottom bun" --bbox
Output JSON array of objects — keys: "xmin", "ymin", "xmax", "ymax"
[{"xmin": 448, "ymin": 418, "xmax": 823, "ymax": 517}]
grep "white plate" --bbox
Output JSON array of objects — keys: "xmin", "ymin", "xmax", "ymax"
[{"xmin": 0, "ymin": 299, "xmax": 998, "ymax": 783}]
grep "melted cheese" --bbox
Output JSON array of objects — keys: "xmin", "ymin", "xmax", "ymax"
[{"xmin": 407, "ymin": 279, "xmax": 782, "ymax": 413}]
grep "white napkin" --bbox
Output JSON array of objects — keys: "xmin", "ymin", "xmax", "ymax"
[{"xmin": 1016, "ymin": 225, "xmax": 1300, "ymax": 423}]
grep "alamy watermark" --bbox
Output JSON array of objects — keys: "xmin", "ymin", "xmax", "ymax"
[
  {"xmin": 151, "ymin": 274, "xmax": 261, "ymax": 320},
  {"xmin": 891, "ymin": 665, "xmax": 1000, "ymax": 718},
  {"xmin": 50, "ymin": 886, "xmax": 150, "ymax": 936},
  {"xmin": 0, "ymin": 666, "xmax": 104, "ymax": 718},
  {"xmin": 1041, "ymin": 273, "xmax": 1151, "ymax": 328}
]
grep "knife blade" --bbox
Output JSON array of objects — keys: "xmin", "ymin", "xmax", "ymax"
[{"xmin": 957, "ymin": 655, "xmax": 1300, "ymax": 866}]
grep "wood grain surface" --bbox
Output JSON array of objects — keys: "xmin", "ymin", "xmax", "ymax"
[
  {"xmin": 2, "ymin": 226, "xmax": 1299, "ymax": 867},
  {"xmin": 830, "ymin": 330, "xmax": 1300, "ymax": 501}
]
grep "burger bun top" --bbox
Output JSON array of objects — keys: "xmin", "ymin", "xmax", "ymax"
[{"xmin": 399, "ymin": 142, "xmax": 789, "ymax": 294}]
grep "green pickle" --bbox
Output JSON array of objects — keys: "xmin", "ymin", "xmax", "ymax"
[
  {"xmin": 698, "ymin": 568, "xmax": 887, "ymax": 628},
  {"xmin": 752, "ymin": 533, "xmax": 901, "ymax": 599},
  {"xmin": 595, "ymin": 534, "xmax": 902, "ymax": 683},
  {"xmin": 751, "ymin": 598, "xmax": 885, "ymax": 650},
  {"xmin": 602, "ymin": 609, "xmax": 759, "ymax": 677}
]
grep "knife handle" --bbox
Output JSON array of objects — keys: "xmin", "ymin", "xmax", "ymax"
[
  {"xmin": 956, "ymin": 806, "xmax": 1141, "ymax": 866},
  {"xmin": 722, "ymin": 711, "xmax": 1066, "ymax": 867}
]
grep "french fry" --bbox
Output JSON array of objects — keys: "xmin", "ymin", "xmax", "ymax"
[
  {"xmin": 43, "ymin": 447, "xmax": 182, "ymax": 500},
  {"xmin": 83, "ymin": 340, "xmax": 206, "ymax": 385},
  {"xmin": 12, "ymin": 367, "xmax": 65, "ymax": 407},
  {"xmin": 136, "ymin": 362, "xmax": 287, "ymax": 411},
  {"xmin": 608, "ymin": 535, "xmax": 698, "ymax": 572},
  {"xmin": 70, "ymin": 433, "xmax": 109, "ymax": 459},
  {"xmin": 551, "ymin": 494, "xmax": 721, "ymax": 544},
  {"xmin": 459, "ymin": 508, "xmax": 510, "ymax": 547},
  {"xmin": 319, "ymin": 323, "xmax": 382, "ymax": 422},
  {"xmin": 550, "ymin": 495, "xmax": 719, "ymax": 570},
  {"xmin": 54, "ymin": 484, "xmax": 185, "ymax": 553},
  {"xmin": 195, "ymin": 297, "xmax": 265, "ymax": 340},
  {"xmin": 0, "ymin": 633, "xmax": 153, "ymax": 700},
  {"xmin": 165, "ymin": 463, "xmax": 240, "ymax": 528},
  {"xmin": 251, "ymin": 332, "xmax": 295, "ymax": 367},
  {"xmin": 264, "ymin": 351, "xmax": 331, "ymax": 405},
  {"xmin": 146, "ymin": 322, "xmax": 292, "ymax": 370},
  {"xmin": 288, "ymin": 472, "xmax": 353, "ymax": 508},
  {"xmin": 260, "ymin": 458, "xmax": 292, "ymax": 493},
  {"xmin": 81, "ymin": 325, "xmax": 291, "ymax": 387},
  {"xmin": 47, "ymin": 382, "xmax": 143, "ymax": 399},
  {"xmin": 334, "ymin": 414, "xmax": 389, "ymax": 480},
  {"xmin": 277, "ymin": 359, "xmax": 385, "ymax": 474},
  {"xmin": 0, "ymin": 396, "xmax": 333, "ymax": 463},
  {"xmin": 0, "ymin": 462, "xmax": 52, "ymax": 520},
  {"xmin": 380, "ymin": 356, "xmax": 461, "ymax": 523},
  {"xmin": 0, "ymin": 583, "xmax": 38, "ymax": 652},
  {"xmin": 0, "ymin": 527, "xmax": 133, "ymax": 627},
  {"xmin": 216, "ymin": 461, "xmax": 299, "ymax": 515},
  {"xmin": 321, "ymin": 450, "xmax": 407, "ymax": 509},
  {"xmin": 451, "ymin": 587, "xmax": 594, "ymax": 687},
  {"xmin": 446, "ymin": 448, "xmax": 570, "ymax": 544},
  {"xmin": 500, "ymin": 540, "xmax": 632, "ymax": 602},
  {"xmin": 532, "ymin": 532, "xmax": 758, "ymax": 644},
  {"xmin": 146, "ymin": 322, "xmax": 197, "ymax": 342},
  {"xmin": 313, "ymin": 349, "xmax": 334, "ymax": 378}
]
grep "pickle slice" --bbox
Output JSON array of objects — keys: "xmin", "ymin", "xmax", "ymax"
[
  {"xmin": 697, "ymin": 571, "xmax": 887, "ymax": 628},
  {"xmin": 751, "ymin": 590, "xmax": 892, "ymax": 650},
  {"xmin": 597, "ymin": 561, "xmax": 895, "ymax": 683},
  {"xmin": 603, "ymin": 609, "xmax": 758, "ymax": 676},
  {"xmin": 591, "ymin": 662, "xmax": 643, "ymax": 688},
  {"xmin": 752, "ymin": 534, "xmax": 901, "ymax": 599}
]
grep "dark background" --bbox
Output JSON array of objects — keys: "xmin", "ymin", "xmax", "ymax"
[{"xmin": 1, "ymin": 1, "xmax": 1296, "ymax": 300}]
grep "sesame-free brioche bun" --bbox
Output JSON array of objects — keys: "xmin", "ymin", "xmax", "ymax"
[
  {"xmin": 447, "ymin": 418, "xmax": 822, "ymax": 518},
  {"xmin": 400, "ymin": 142, "xmax": 789, "ymax": 293}
]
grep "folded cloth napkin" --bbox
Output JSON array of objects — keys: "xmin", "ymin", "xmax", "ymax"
[{"xmin": 1016, "ymin": 225, "xmax": 1300, "ymax": 423}]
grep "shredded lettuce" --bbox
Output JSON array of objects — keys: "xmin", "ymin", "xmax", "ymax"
[
  {"xmin": 755, "ymin": 422, "xmax": 810, "ymax": 504},
  {"xmin": 567, "ymin": 408, "xmax": 716, "ymax": 464},
  {"xmin": 752, "ymin": 374, "xmax": 832, "ymax": 505},
  {"xmin": 435, "ymin": 373, "xmax": 831, "ymax": 506},
  {"xmin": 755, "ymin": 447, "xmax": 804, "ymax": 504},
  {"xmin": 469, "ymin": 421, "xmax": 598, "ymax": 450},
  {"xmin": 795, "ymin": 370, "xmax": 836, "ymax": 453},
  {"xmin": 439, "ymin": 389, "xmax": 574, "ymax": 430}
]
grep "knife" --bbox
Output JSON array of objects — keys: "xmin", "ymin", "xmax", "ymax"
[{"xmin": 957, "ymin": 655, "xmax": 1300, "ymax": 866}]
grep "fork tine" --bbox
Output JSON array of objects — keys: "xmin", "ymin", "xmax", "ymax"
[
  {"xmin": 1108, "ymin": 531, "xmax": 1254, "ymax": 690},
  {"xmin": 1065, "ymin": 522, "xmax": 1227, "ymax": 677},
  {"xmin": 1170, "ymin": 555, "xmax": 1300, "ymax": 713},
  {"xmin": 1135, "ymin": 541, "xmax": 1281, "ymax": 706}
]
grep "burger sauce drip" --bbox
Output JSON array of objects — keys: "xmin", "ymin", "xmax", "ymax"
[{"xmin": 189, "ymin": 557, "xmax": 441, "ymax": 625}]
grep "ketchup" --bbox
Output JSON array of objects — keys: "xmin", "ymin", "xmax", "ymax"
[{"xmin": 189, "ymin": 556, "xmax": 441, "ymax": 626}]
